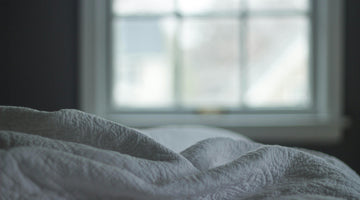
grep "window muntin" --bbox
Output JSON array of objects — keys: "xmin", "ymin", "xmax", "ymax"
[{"xmin": 111, "ymin": 0, "xmax": 311, "ymax": 111}]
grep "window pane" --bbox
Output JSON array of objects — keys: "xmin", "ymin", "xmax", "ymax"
[
  {"xmin": 181, "ymin": 19, "xmax": 241, "ymax": 108},
  {"xmin": 248, "ymin": 0, "xmax": 309, "ymax": 11},
  {"xmin": 112, "ymin": 18, "xmax": 176, "ymax": 108},
  {"xmin": 113, "ymin": 0, "xmax": 174, "ymax": 15},
  {"xmin": 244, "ymin": 17, "xmax": 310, "ymax": 108},
  {"xmin": 178, "ymin": 0, "xmax": 240, "ymax": 14}
]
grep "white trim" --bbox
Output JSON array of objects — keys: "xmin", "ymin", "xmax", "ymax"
[
  {"xmin": 79, "ymin": 0, "xmax": 108, "ymax": 116},
  {"xmin": 79, "ymin": 0, "xmax": 345, "ymax": 144},
  {"xmin": 106, "ymin": 113, "xmax": 337, "ymax": 127},
  {"xmin": 105, "ymin": 113, "xmax": 344, "ymax": 144}
]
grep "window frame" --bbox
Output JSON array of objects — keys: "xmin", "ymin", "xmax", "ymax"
[{"xmin": 79, "ymin": 0, "xmax": 345, "ymax": 143}]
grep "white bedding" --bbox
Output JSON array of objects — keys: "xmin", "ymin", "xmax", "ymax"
[
  {"xmin": 1, "ymin": 106, "xmax": 359, "ymax": 199},
  {"xmin": 142, "ymin": 126, "xmax": 249, "ymax": 152}
]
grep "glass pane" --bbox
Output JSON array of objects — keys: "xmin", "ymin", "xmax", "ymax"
[
  {"xmin": 244, "ymin": 17, "xmax": 310, "ymax": 108},
  {"xmin": 113, "ymin": 0, "xmax": 174, "ymax": 15},
  {"xmin": 248, "ymin": 0, "xmax": 309, "ymax": 11},
  {"xmin": 181, "ymin": 19, "xmax": 241, "ymax": 108},
  {"xmin": 112, "ymin": 18, "xmax": 176, "ymax": 108},
  {"xmin": 178, "ymin": 0, "xmax": 240, "ymax": 14}
]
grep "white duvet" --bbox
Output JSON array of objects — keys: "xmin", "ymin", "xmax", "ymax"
[{"xmin": 0, "ymin": 106, "xmax": 359, "ymax": 199}]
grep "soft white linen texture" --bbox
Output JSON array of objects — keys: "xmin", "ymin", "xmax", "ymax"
[
  {"xmin": 0, "ymin": 106, "xmax": 359, "ymax": 200},
  {"xmin": 141, "ymin": 126, "xmax": 250, "ymax": 152}
]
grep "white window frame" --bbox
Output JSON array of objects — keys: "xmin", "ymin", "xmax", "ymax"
[{"xmin": 79, "ymin": 0, "xmax": 345, "ymax": 143}]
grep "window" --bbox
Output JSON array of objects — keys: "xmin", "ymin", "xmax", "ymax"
[
  {"xmin": 112, "ymin": 0, "xmax": 310, "ymax": 110},
  {"xmin": 80, "ymin": 0, "xmax": 344, "ymax": 143}
]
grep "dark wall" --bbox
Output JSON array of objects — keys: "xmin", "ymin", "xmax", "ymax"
[
  {"xmin": 338, "ymin": 0, "xmax": 360, "ymax": 174},
  {"xmin": 0, "ymin": 0, "xmax": 78, "ymax": 111},
  {"xmin": 1, "ymin": 1, "xmax": 360, "ymax": 173}
]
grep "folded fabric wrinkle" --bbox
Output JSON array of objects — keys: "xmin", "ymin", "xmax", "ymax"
[{"xmin": 0, "ymin": 106, "xmax": 359, "ymax": 200}]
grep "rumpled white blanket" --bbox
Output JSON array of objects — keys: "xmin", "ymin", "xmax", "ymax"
[{"xmin": 1, "ymin": 106, "xmax": 359, "ymax": 200}]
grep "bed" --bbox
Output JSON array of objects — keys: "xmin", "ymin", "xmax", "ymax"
[{"xmin": 1, "ymin": 106, "xmax": 359, "ymax": 199}]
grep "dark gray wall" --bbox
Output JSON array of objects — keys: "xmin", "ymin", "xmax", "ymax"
[
  {"xmin": 336, "ymin": 0, "xmax": 360, "ymax": 174},
  {"xmin": 0, "ymin": 0, "xmax": 359, "ymax": 174},
  {"xmin": 0, "ymin": 0, "xmax": 78, "ymax": 110}
]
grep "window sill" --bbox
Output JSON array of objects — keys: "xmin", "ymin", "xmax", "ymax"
[{"xmin": 104, "ymin": 113, "xmax": 346, "ymax": 144}]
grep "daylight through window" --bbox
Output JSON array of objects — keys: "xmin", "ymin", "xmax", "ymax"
[{"xmin": 111, "ymin": 0, "xmax": 311, "ymax": 111}]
